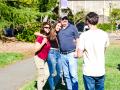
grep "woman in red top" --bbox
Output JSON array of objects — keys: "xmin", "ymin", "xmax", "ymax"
[
  {"xmin": 34, "ymin": 21, "xmax": 63, "ymax": 90},
  {"xmin": 34, "ymin": 22, "xmax": 51, "ymax": 90}
]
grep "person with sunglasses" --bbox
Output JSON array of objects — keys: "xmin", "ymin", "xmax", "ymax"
[
  {"xmin": 34, "ymin": 22, "xmax": 51, "ymax": 90},
  {"xmin": 34, "ymin": 21, "xmax": 63, "ymax": 90}
]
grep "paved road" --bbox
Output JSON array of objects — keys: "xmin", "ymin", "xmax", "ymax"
[{"xmin": 0, "ymin": 58, "xmax": 36, "ymax": 90}]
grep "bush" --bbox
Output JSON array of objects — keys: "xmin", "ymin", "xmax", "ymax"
[
  {"xmin": 74, "ymin": 10, "xmax": 85, "ymax": 24},
  {"xmin": 16, "ymin": 22, "xmax": 41, "ymax": 42},
  {"xmin": 110, "ymin": 9, "xmax": 120, "ymax": 21},
  {"xmin": 0, "ymin": 1, "xmax": 58, "ymax": 42},
  {"xmin": 97, "ymin": 23, "xmax": 115, "ymax": 32},
  {"xmin": 0, "ymin": 1, "xmax": 40, "ymax": 29},
  {"xmin": 0, "ymin": 20, "xmax": 10, "ymax": 30},
  {"xmin": 12, "ymin": 7, "xmax": 40, "ymax": 25},
  {"xmin": 0, "ymin": 1, "xmax": 40, "ymax": 42}
]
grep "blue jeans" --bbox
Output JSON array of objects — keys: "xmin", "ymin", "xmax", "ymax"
[
  {"xmin": 83, "ymin": 75, "xmax": 105, "ymax": 90},
  {"xmin": 61, "ymin": 52, "xmax": 78, "ymax": 90},
  {"xmin": 47, "ymin": 49, "xmax": 62, "ymax": 90}
]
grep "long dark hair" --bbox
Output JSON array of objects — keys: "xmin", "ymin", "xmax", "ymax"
[
  {"xmin": 40, "ymin": 22, "xmax": 51, "ymax": 36},
  {"xmin": 48, "ymin": 21, "xmax": 61, "ymax": 40}
]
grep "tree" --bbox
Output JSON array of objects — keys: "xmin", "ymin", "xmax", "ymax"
[
  {"xmin": 38, "ymin": 0, "xmax": 57, "ymax": 12},
  {"xmin": 73, "ymin": 9, "xmax": 85, "ymax": 24},
  {"xmin": 110, "ymin": 8, "xmax": 120, "ymax": 31},
  {"xmin": 5, "ymin": 0, "xmax": 39, "ymax": 8},
  {"xmin": 0, "ymin": 0, "xmax": 58, "ymax": 42},
  {"xmin": 111, "ymin": 9, "xmax": 120, "ymax": 20}
]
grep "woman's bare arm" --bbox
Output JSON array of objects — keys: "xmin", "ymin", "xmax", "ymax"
[
  {"xmin": 34, "ymin": 32, "xmax": 47, "ymax": 37},
  {"xmin": 35, "ymin": 38, "xmax": 47, "ymax": 52}
]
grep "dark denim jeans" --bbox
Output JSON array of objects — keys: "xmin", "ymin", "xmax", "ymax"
[
  {"xmin": 83, "ymin": 75, "xmax": 105, "ymax": 90},
  {"xmin": 61, "ymin": 52, "xmax": 78, "ymax": 90},
  {"xmin": 47, "ymin": 49, "xmax": 62, "ymax": 90}
]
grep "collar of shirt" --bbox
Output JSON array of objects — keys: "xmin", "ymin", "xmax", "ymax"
[{"xmin": 62, "ymin": 23, "xmax": 70, "ymax": 30}]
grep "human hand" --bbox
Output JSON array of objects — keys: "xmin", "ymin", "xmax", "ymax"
[
  {"xmin": 43, "ymin": 38, "xmax": 47, "ymax": 44},
  {"xmin": 74, "ymin": 51, "xmax": 78, "ymax": 58}
]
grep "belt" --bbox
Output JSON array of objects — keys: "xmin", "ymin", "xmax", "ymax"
[
  {"xmin": 61, "ymin": 49, "xmax": 75, "ymax": 54},
  {"xmin": 50, "ymin": 48, "xmax": 59, "ymax": 50}
]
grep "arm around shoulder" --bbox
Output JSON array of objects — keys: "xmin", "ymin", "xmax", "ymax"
[
  {"xmin": 35, "ymin": 38, "xmax": 47, "ymax": 53},
  {"xmin": 34, "ymin": 32, "xmax": 47, "ymax": 37}
]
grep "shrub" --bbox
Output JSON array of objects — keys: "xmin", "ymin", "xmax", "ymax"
[
  {"xmin": 74, "ymin": 10, "xmax": 85, "ymax": 24},
  {"xmin": 0, "ymin": 1, "xmax": 40, "ymax": 27},
  {"xmin": 16, "ymin": 22, "xmax": 41, "ymax": 42},
  {"xmin": 0, "ymin": 2, "xmax": 40, "ymax": 36},
  {"xmin": 0, "ymin": 20, "xmax": 10, "ymax": 30},
  {"xmin": 110, "ymin": 9, "xmax": 120, "ymax": 21},
  {"xmin": 12, "ymin": 7, "xmax": 40, "ymax": 25},
  {"xmin": 97, "ymin": 23, "xmax": 115, "ymax": 32}
]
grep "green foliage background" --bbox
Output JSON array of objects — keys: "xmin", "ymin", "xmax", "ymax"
[
  {"xmin": 97, "ymin": 23, "xmax": 116, "ymax": 32},
  {"xmin": 0, "ymin": 0, "xmax": 58, "ymax": 42},
  {"xmin": 1, "ymin": 1, "xmax": 120, "ymax": 42}
]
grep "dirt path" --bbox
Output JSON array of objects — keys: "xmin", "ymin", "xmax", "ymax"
[
  {"xmin": 0, "ymin": 41, "xmax": 35, "ymax": 58},
  {"xmin": 108, "ymin": 32, "xmax": 120, "ymax": 45}
]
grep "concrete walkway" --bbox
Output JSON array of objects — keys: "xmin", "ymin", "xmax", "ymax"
[{"xmin": 0, "ymin": 58, "xmax": 36, "ymax": 90}]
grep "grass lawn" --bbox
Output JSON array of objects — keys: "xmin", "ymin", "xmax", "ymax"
[
  {"xmin": 0, "ymin": 52, "xmax": 24, "ymax": 68},
  {"xmin": 20, "ymin": 44, "xmax": 120, "ymax": 90}
]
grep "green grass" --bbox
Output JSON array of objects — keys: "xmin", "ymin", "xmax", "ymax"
[
  {"xmin": 19, "ymin": 80, "xmax": 36, "ymax": 90},
  {"xmin": 20, "ymin": 45, "xmax": 120, "ymax": 90},
  {"xmin": 0, "ymin": 52, "xmax": 24, "ymax": 68},
  {"xmin": 105, "ymin": 45, "xmax": 120, "ymax": 90}
]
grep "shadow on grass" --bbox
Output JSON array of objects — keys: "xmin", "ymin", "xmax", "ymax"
[
  {"xmin": 34, "ymin": 79, "xmax": 67, "ymax": 90},
  {"xmin": 117, "ymin": 64, "xmax": 120, "ymax": 71}
]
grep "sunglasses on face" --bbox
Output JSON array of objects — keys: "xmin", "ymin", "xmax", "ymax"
[{"xmin": 44, "ymin": 27, "xmax": 50, "ymax": 29}]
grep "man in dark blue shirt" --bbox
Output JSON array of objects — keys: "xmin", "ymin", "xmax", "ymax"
[{"xmin": 58, "ymin": 16, "xmax": 79, "ymax": 90}]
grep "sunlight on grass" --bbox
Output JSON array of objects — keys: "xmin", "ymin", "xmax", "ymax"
[
  {"xmin": 105, "ymin": 45, "xmax": 120, "ymax": 67},
  {"xmin": 105, "ymin": 67, "xmax": 120, "ymax": 90},
  {"xmin": 105, "ymin": 45, "xmax": 120, "ymax": 90},
  {"xmin": 0, "ymin": 52, "xmax": 24, "ymax": 68},
  {"xmin": 19, "ymin": 80, "xmax": 35, "ymax": 90},
  {"xmin": 20, "ymin": 45, "xmax": 120, "ymax": 90}
]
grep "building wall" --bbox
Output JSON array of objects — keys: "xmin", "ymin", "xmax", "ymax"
[{"xmin": 67, "ymin": 0, "xmax": 120, "ymax": 23}]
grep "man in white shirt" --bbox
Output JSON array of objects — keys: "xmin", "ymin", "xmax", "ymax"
[{"xmin": 77, "ymin": 12, "xmax": 109, "ymax": 90}]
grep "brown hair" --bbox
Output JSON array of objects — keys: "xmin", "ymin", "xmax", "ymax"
[
  {"xmin": 85, "ymin": 12, "xmax": 99, "ymax": 25},
  {"xmin": 48, "ymin": 21, "xmax": 61, "ymax": 40},
  {"xmin": 40, "ymin": 22, "xmax": 51, "ymax": 36}
]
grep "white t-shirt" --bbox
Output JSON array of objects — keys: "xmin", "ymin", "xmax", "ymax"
[{"xmin": 79, "ymin": 29, "xmax": 109, "ymax": 76}]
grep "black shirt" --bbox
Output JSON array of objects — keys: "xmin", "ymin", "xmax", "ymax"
[{"xmin": 49, "ymin": 38, "xmax": 59, "ymax": 48}]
